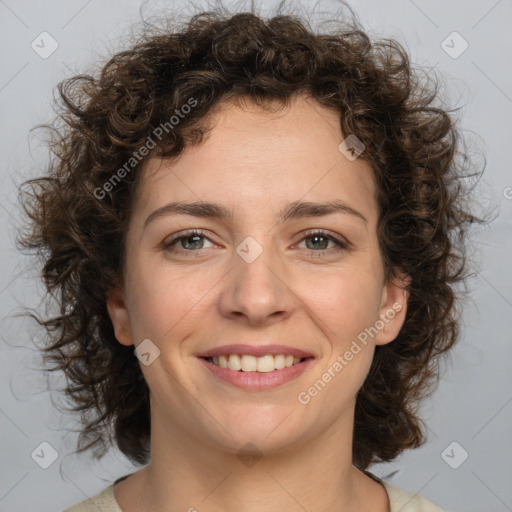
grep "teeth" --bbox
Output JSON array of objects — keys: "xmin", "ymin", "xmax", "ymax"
[
  {"xmin": 227, "ymin": 354, "xmax": 241, "ymax": 371},
  {"xmin": 208, "ymin": 354, "xmax": 306, "ymax": 372},
  {"xmin": 256, "ymin": 355, "xmax": 274, "ymax": 373},
  {"xmin": 241, "ymin": 354, "xmax": 257, "ymax": 372},
  {"xmin": 274, "ymin": 354, "xmax": 285, "ymax": 369}
]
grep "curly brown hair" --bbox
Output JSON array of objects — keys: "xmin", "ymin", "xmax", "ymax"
[{"xmin": 18, "ymin": 3, "xmax": 482, "ymax": 470}]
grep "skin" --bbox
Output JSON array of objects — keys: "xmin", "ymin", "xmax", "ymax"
[{"xmin": 107, "ymin": 94, "xmax": 409, "ymax": 512}]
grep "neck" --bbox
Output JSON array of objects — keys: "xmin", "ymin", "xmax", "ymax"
[{"xmin": 115, "ymin": 405, "xmax": 389, "ymax": 512}]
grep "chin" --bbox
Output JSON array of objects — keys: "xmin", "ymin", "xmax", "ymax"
[{"xmin": 203, "ymin": 405, "xmax": 307, "ymax": 453}]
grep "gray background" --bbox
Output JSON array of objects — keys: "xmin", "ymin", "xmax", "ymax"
[{"xmin": 0, "ymin": 0, "xmax": 511, "ymax": 511}]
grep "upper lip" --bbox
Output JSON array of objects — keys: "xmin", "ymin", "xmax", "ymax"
[{"xmin": 197, "ymin": 344, "xmax": 314, "ymax": 359}]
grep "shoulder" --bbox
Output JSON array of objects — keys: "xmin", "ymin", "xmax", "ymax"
[
  {"xmin": 62, "ymin": 474, "xmax": 444, "ymax": 512},
  {"xmin": 382, "ymin": 480, "xmax": 445, "ymax": 512},
  {"xmin": 62, "ymin": 484, "xmax": 121, "ymax": 512}
]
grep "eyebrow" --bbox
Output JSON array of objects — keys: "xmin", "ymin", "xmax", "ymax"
[{"xmin": 143, "ymin": 199, "xmax": 367, "ymax": 229}]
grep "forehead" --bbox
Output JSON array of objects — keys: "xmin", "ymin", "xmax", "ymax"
[{"xmin": 134, "ymin": 94, "xmax": 378, "ymax": 224}]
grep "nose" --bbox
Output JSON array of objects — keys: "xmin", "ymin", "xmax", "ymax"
[{"xmin": 217, "ymin": 237, "xmax": 297, "ymax": 327}]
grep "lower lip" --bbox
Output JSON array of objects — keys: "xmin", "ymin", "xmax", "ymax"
[{"xmin": 198, "ymin": 357, "xmax": 315, "ymax": 390}]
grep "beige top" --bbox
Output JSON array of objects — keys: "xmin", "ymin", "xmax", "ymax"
[{"xmin": 63, "ymin": 475, "xmax": 444, "ymax": 512}]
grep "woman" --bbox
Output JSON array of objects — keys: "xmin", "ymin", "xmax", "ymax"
[{"xmin": 20, "ymin": 4, "xmax": 480, "ymax": 511}]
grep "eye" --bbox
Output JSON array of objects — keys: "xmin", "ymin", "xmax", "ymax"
[
  {"xmin": 162, "ymin": 230, "xmax": 215, "ymax": 252},
  {"xmin": 296, "ymin": 230, "xmax": 349, "ymax": 253},
  {"xmin": 162, "ymin": 229, "xmax": 350, "ymax": 256}
]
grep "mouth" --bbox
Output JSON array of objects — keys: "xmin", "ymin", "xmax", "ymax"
[
  {"xmin": 196, "ymin": 345, "xmax": 315, "ymax": 390},
  {"xmin": 201, "ymin": 354, "xmax": 312, "ymax": 372}
]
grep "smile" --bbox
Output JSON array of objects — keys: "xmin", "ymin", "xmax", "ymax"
[
  {"xmin": 198, "ymin": 356, "xmax": 315, "ymax": 390},
  {"xmin": 205, "ymin": 354, "xmax": 306, "ymax": 372}
]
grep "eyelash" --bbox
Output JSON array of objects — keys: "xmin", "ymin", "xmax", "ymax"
[{"xmin": 162, "ymin": 229, "xmax": 350, "ymax": 255}]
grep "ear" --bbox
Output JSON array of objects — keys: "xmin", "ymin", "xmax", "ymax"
[
  {"xmin": 374, "ymin": 269, "xmax": 410, "ymax": 346},
  {"xmin": 106, "ymin": 286, "xmax": 134, "ymax": 346}
]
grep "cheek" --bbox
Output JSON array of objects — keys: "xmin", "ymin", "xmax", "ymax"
[
  {"xmin": 297, "ymin": 268, "xmax": 382, "ymax": 397},
  {"xmin": 298, "ymin": 267, "xmax": 382, "ymax": 339},
  {"xmin": 125, "ymin": 259, "xmax": 206, "ymax": 343}
]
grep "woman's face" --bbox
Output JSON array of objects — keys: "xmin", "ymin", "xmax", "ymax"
[{"xmin": 107, "ymin": 94, "xmax": 408, "ymax": 455}]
